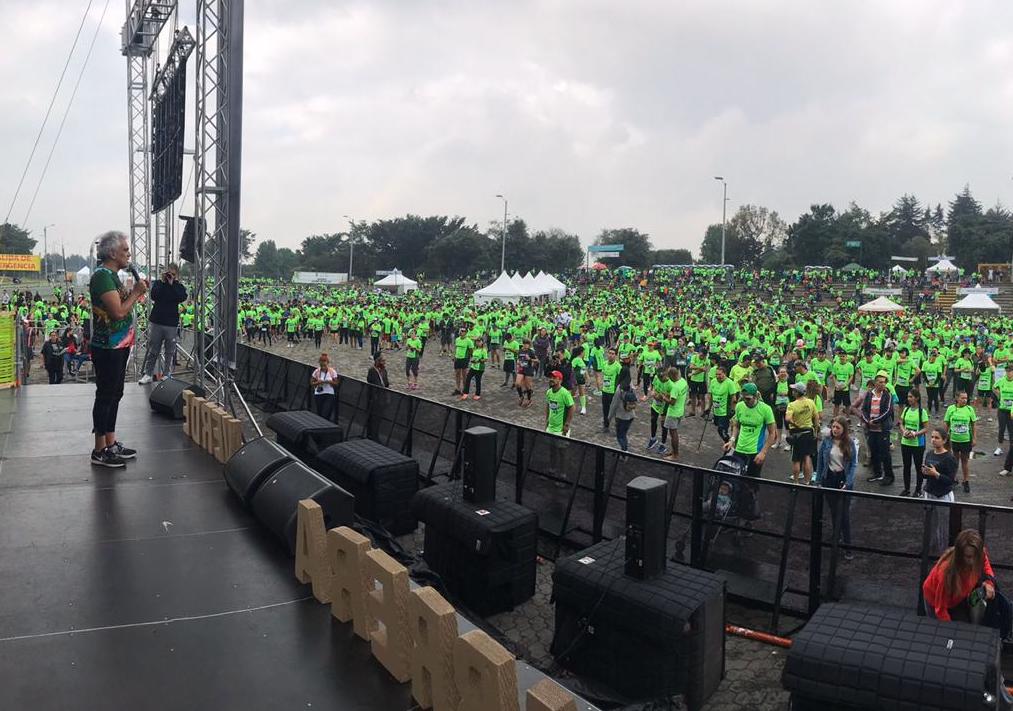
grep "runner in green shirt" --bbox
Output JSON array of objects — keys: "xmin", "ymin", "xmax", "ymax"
[
  {"xmin": 453, "ymin": 328, "xmax": 473, "ymax": 396},
  {"xmin": 647, "ymin": 369, "xmax": 673, "ymax": 453},
  {"xmin": 502, "ymin": 334, "xmax": 519, "ymax": 388},
  {"xmin": 600, "ymin": 348, "xmax": 622, "ymax": 431},
  {"xmin": 921, "ymin": 350, "xmax": 945, "ymax": 416},
  {"xmin": 707, "ymin": 365, "xmax": 739, "ymax": 444},
  {"xmin": 461, "ymin": 338, "xmax": 488, "ymax": 400},
  {"xmin": 993, "ymin": 369, "xmax": 1013, "ymax": 463},
  {"xmin": 943, "ymin": 389, "xmax": 976, "ymax": 493},
  {"xmin": 664, "ymin": 367, "xmax": 689, "ymax": 461},
  {"xmin": 405, "ymin": 330, "xmax": 422, "ymax": 390},
  {"xmin": 898, "ymin": 390, "xmax": 929, "ymax": 497},
  {"xmin": 545, "ymin": 370, "xmax": 575, "ymax": 435},
  {"xmin": 830, "ymin": 351, "xmax": 855, "ymax": 418},
  {"xmin": 571, "ymin": 345, "xmax": 588, "ymax": 415},
  {"xmin": 725, "ymin": 383, "xmax": 777, "ymax": 477}
]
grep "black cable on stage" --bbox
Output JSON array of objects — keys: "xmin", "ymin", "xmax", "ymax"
[
  {"xmin": 22, "ymin": 0, "xmax": 112, "ymax": 227},
  {"xmin": 3, "ymin": 0, "xmax": 94, "ymax": 226}
]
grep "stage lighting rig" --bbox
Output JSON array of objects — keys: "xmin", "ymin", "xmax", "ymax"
[{"xmin": 121, "ymin": 1, "xmax": 178, "ymax": 58}]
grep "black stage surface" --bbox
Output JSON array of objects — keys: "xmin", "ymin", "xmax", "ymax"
[{"xmin": 0, "ymin": 384, "xmax": 595, "ymax": 711}]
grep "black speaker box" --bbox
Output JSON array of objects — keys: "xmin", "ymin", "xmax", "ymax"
[
  {"xmin": 314, "ymin": 439, "xmax": 419, "ymax": 535},
  {"xmin": 250, "ymin": 460, "xmax": 355, "ymax": 554},
  {"xmin": 462, "ymin": 426, "xmax": 497, "ymax": 503},
  {"xmin": 551, "ymin": 539, "xmax": 725, "ymax": 710},
  {"xmin": 782, "ymin": 603, "xmax": 1009, "ymax": 711},
  {"xmin": 625, "ymin": 475, "xmax": 668, "ymax": 580},
  {"xmin": 224, "ymin": 436, "xmax": 293, "ymax": 506},
  {"xmin": 149, "ymin": 379, "xmax": 205, "ymax": 419},
  {"xmin": 411, "ymin": 482, "xmax": 537, "ymax": 616},
  {"xmin": 265, "ymin": 410, "xmax": 344, "ymax": 462}
]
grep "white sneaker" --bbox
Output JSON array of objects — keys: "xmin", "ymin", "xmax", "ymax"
[
  {"xmin": 995, "ymin": 447, "xmax": 1004, "ymax": 457},
  {"xmin": 580, "ymin": 408, "xmax": 586, "ymax": 415},
  {"xmin": 138, "ymin": 374, "xmax": 153, "ymax": 384},
  {"xmin": 1000, "ymin": 469, "xmax": 1010, "ymax": 477}
]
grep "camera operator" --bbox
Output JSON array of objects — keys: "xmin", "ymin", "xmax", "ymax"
[{"xmin": 139, "ymin": 263, "xmax": 186, "ymax": 384}]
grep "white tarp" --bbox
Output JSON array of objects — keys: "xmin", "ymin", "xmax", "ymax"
[
  {"xmin": 952, "ymin": 292, "xmax": 1001, "ymax": 312},
  {"xmin": 293, "ymin": 271, "xmax": 348, "ymax": 285},
  {"xmin": 373, "ymin": 269, "xmax": 418, "ymax": 294},
  {"xmin": 857, "ymin": 296, "xmax": 906, "ymax": 313},
  {"xmin": 475, "ymin": 271, "xmax": 526, "ymax": 304},
  {"xmin": 926, "ymin": 259, "xmax": 959, "ymax": 274},
  {"xmin": 75, "ymin": 266, "xmax": 91, "ymax": 286}
]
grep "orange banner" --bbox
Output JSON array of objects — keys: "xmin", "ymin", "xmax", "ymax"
[{"xmin": 0, "ymin": 254, "xmax": 41, "ymax": 271}]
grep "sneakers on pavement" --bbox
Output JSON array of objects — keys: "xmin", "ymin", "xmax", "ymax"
[
  {"xmin": 647, "ymin": 437, "xmax": 658, "ymax": 450},
  {"xmin": 995, "ymin": 447, "xmax": 1004, "ymax": 457},
  {"xmin": 91, "ymin": 448, "xmax": 126, "ymax": 468},
  {"xmin": 963, "ymin": 481, "xmax": 971, "ymax": 494},
  {"xmin": 109, "ymin": 441, "xmax": 137, "ymax": 460},
  {"xmin": 138, "ymin": 374, "xmax": 153, "ymax": 385}
]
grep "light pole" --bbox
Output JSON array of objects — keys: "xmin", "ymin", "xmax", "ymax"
[
  {"xmin": 713, "ymin": 177, "xmax": 727, "ymax": 266},
  {"xmin": 342, "ymin": 214, "xmax": 355, "ymax": 283},
  {"xmin": 42, "ymin": 224, "xmax": 55, "ymax": 281},
  {"xmin": 495, "ymin": 194, "xmax": 507, "ymax": 273}
]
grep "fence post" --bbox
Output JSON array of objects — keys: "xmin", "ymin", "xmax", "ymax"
[
  {"xmin": 515, "ymin": 428, "xmax": 525, "ymax": 505},
  {"xmin": 689, "ymin": 468, "xmax": 704, "ymax": 568},
  {"xmin": 593, "ymin": 447, "xmax": 605, "ymax": 543},
  {"xmin": 808, "ymin": 489, "xmax": 824, "ymax": 616},
  {"xmin": 404, "ymin": 398, "xmax": 415, "ymax": 457}
]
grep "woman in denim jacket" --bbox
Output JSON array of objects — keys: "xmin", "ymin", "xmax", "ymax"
[{"xmin": 815, "ymin": 416, "xmax": 859, "ymax": 560}]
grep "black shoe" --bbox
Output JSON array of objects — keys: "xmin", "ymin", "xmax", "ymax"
[
  {"xmin": 963, "ymin": 481, "xmax": 970, "ymax": 494},
  {"xmin": 881, "ymin": 478, "xmax": 894, "ymax": 486},
  {"xmin": 899, "ymin": 489, "xmax": 911, "ymax": 496},
  {"xmin": 109, "ymin": 441, "xmax": 136, "ymax": 460},
  {"xmin": 913, "ymin": 488, "xmax": 922, "ymax": 497},
  {"xmin": 867, "ymin": 474, "xmax": 884, "ymax": 482},
  {"xmin": 91, "ymin": 448, "xmax": 126, "ymax": 469}
]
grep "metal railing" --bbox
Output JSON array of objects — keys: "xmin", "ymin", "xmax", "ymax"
[{"xmin": 234, "ymin": 343, "xmax": 1013, "ymax": 632}]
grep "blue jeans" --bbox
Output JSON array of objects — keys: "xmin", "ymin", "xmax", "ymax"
[{"xmin": 615, "ymin": 418, "xmax": 632, "ymax": 452}]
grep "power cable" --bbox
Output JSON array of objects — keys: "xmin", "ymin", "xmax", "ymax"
[
  {"xmin": 3, "ymin": 0, "xmax": 95, "ymax": 225},
  {"xmin": 21, "ymin": 0, "xmax": 112, "ymax": 227}
]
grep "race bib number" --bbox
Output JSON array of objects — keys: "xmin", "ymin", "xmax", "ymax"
[
  {"xmin": 925, "ymin": 373, "xmax": 937, "ymax": 384},
  {"xmin": 603, "ymin": 377, "xmax": 613, "ymax": 389},
  {"xmin": 997, "ymin": 368, "xmax": 1007, "ymax": 380},
  {"xmin": 776, "ymin": 395, "xmax": 789, "ymax": 406},
  {"xmin": 1003, "ymin": 399, "xmax": 1013, "ymax": 410},
  {"xmin": 952, "ymin": 423, "xmax": 969, "ymax": 436},
  {"xmin": 549, "ymin": 401, "xmax": 559, "ymax": 411}
]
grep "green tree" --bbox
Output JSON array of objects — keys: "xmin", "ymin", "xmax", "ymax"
[
  {"xmin": 700, "ymin": 205, "xmax": 784, "ymax": 267},
  {"xmin": 240, "ymin": 229, "xmax": 256, "ymax": 262},
  {"xmin": 785, "ymin": 204, "xmax": 837, "ymax": 266},
  {"xmin": 526, "ymin": 228, "xmax": 582, "ymax": 273},
  {"xmin": 298, "ymin": 233, "xmax": 343, "ymax": 272},
  {"xmin": 0, "ymin": 223, "xmax": 37, "ymax": 254},
  {"xmin": 650, "ymin": 248, "xmax": 694, "ymax": 265},
  {"xmin": 947, "ymin": 186, "xmax": 985, "ymax": 270},
  {"xmin": 253, "ymin": 239, "xmax": 283, "ymax": 279},
  {"xmin": 423, "ymin": 225, "xmax": 496, "ymax": 278},
  {"xmin": 368, "ymin": 215, "xmax": 467, "ymax": 277},
  {"xmin": 594, "ymin": 228, "xmax": 653, "ymax": 268}
]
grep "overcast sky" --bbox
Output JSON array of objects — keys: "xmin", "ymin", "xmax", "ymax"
[{"xmin": 2, "ymin": 0, "xmax": 1013, "ymax": 258}]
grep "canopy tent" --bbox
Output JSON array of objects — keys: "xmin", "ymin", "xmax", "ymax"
[
  {"xmin": 474, "ymin": 271, "xmax": 526, "ymax": 304},
  {"xmin": 951, "ymin": 293, "xmax": 1001, "ymax": 313},
  {"xmin": 890, "ymin": 265, "xmax": 906, "ymax": 273},
  {"xmin": 841, "ymin": 262, "xmax": 863, "ymax": 272},
  {"xmin": 590, "ymin": 262, "xmax": 608, "ymax": 271},
  {"xmin": 520, "ymin": 272, "xmax": 551, "ymax": 297},
  {"xmin": 857, "ymin": 296, "xmax": 905, "ymax": 313},
  {"xmin": 535, "ymin": 271, "xmax": 567, "ymax": 299},
  {"xmin": 374, "ymin": 269, "xmax": 418, "ymax": 294},
  {"xmin": 926, "ymin": 259, "xmax": 959, "ymax": 274},
  {"xmin": 75, "ymin": 266, "xmax": 91, "ymax": 286}
]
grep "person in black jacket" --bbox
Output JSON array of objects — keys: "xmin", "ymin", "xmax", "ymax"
[
  {"xmin": 41, "ymin": 331, "xmax": 65, "ymax": 384},
  {"xmin": 139, "ymin": 263, "xmax": 187, "ymax": 384},
  {"xmin": 366, "ymin": 352, "xmax": 390, "ymax": 441}
]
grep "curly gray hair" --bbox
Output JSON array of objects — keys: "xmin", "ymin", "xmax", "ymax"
[{"xmin": 95, "ymin": 230, "xmax": 128, "ymax": 262}]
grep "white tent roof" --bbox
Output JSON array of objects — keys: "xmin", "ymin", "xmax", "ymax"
[
  {"xmin": 509, "ymin": 271, "xmax": 549, "ymax": 297},
  {"xmin": 374, "ymin": 269, "xmax": 417, "ymax": 287},
  {"xmin": 532, "ymin": 271, "xmax": 564, "ymax": 301},
  {"xmin": 890, "ymin": 264, "xmax": 906, "ymax": 272},
  {"xmin": 858, "ymin": 296, "xmax": 906, "ymax": 313},
  {"xmin": 475, "ymin": 271, "xmax": 526, "ymax": 303},
  {"xmin": 926, "ymin": 259, "xmax": 959, "ymax": 274},
  {"xmin": 76, "ymin": 266, "xmax": 91, "ymax": 275},
  {"xmin": 952, "ymin": 293, "xmax": 1001, "ymax": 312}
]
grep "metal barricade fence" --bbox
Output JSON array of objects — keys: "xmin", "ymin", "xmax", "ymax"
[{"xmin": 233, "ymin": 343, "xmax": 1013, "ymax": 630}]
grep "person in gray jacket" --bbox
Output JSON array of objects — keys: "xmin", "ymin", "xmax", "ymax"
[
  {"xmin": 609, "ymin": 381, "xmax": 638, "ymax": 454},
  {"xmin": 139, "ymin": 263, "xmax": 187, "ymax": 384}
]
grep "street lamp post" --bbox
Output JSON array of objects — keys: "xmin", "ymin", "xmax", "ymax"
[
  {"xmin": 495, "ymin": 194, "xmax": 507, "ymax": 273},
  {"xmin": 42, "ymin": 224, "xmax": 55, "ymax": 281},
  {"xmin": 342, "ymin": 214, "xmax": 355, "ymax": 283},
  {"xmin": 713, "ymin": 177, "xmax": 727, "ymax": 266}
]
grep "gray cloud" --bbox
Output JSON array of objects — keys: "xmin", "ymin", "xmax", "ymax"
[{"xmin": 2, "ymin": 0, "xmax": 1012, "ymax": 259}]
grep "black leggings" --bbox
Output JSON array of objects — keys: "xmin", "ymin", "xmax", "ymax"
[
  {"xmin": 464, "ymin": 370, "xmax": 483, "ymax": 396},
  {"xmin": 314, "ymin": 393, "xmax": 335, "ymax": 421},
  {"xmin": 901, "ymin": 444, "xmax": 924, "ymax": 492},
  {"xmin": 926, "ymin": 387, "xmax": 940, "ymax": 413},
  {"xmin": 92, "ymin": 347, "xmax": 130, "ymax": 437}
]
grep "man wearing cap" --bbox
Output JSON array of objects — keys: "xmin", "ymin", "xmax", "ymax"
[
  {"xmin": 545, "ymin": 370, "xmax": 575, "ymax": 437},
  {"xmin": 852, "ymin": 370, "xmax": 896, "ymax": 485},
  {"xmin": 724, "ymin": 382, "xmax": 777, "ymax": 478},
  {"xmin": 786, "ymin": 382, "xmax": 818, "ymax": 484}
]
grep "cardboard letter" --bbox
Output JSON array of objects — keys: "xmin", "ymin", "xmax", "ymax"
[
  {"xmin": 294, "ymin": 500, "xmax": 331, "ymax": 603},
  {"xmin": 409, "ymin": 586, "xmax": 460, "ymax": 711},
  {"xmin": 453, "ymin": 629, "xmax": 519, "ymax": 711},
  {"xmin": 327, "ymin": 526, "xmax": 375, "ymax": 640},
  {"xmin": 365, "ymin": 548, "xmax": 412, "ymax": 683},
  {"xmin": 525, "ymin": 679, "xmax": 577, "ymax": 711}
]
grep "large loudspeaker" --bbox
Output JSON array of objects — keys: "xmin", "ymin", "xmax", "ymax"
[
  {"xmin": 149, "ymin": 379, "xmax": 205, "ymax": 419},
  {"xmin": 461, "ymin": 426, "xmax": 497, "ymax": 503},
  {"xmin": 250, "ymin": 460, "xmax": 355, "ymax": 554},
  {"xmin": 783, "ymin": 603, "xmax": 1011, "ymax": 710},
  {"xmin": 266, "ymin": 410, "xmax": 344, "ymax": 462},
  {"xmin": 551, "ymin": 539, "xmax": 726, "ymax": 709},
  {"xmin": 625, "ymin": 475, "xmax": 668, "ymax": 580},
  {"xmin": 223, "ymin": 437, "xmax": 293, "ymax": 506}
]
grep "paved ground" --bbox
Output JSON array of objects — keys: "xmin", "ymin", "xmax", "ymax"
[{"xmin": 255, "ymin": 333, "xmax": 1013, "ymax": 509}]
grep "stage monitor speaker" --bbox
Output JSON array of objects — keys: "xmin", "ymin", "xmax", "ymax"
[
  {"xmin": 250, "ymin": 460, "xmax": 355, "ymax": 554},
  {"xmin": 223, "ymin": 436, "xmax": 293, "ymax": 506},
  {"xmin": 625, "ymin": 475, "xmax": 668, "ymax": 580},
  {"xmin": 265, "ymin": 410, "xmax": 344, "ymax": 462},
  {"xmin": 462, "ymin": 426, "xmax": 497, "ymax": 504},
  {"xmin": 179, "ymin": 215, "xmax": 204, "ymax": 263},
  {"xmin": 149, "ymin": 379, "xmax": 205, "ymax": 419}
]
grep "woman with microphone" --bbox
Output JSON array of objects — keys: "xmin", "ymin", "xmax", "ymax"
[{"xmin": 89, "ymin": 231, "xmax": 148, "ymax": 468}]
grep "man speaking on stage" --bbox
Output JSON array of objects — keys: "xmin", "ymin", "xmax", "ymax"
[{"xmin": 89, "ymin": 231, "xmax": 148, "ymax": 469}]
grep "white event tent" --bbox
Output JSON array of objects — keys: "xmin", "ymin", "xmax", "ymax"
[
  {"xmin": 926, "ymin": 259, "xmax": 959, "ymax": 274},
  {"xmin": 75, "ymin": 266, "xmax": 91, "ymax": 286},
  {"xmin": 857, "ymin": 296, "xmax": 906, "ymax": 313},
  {"xmin": 474, "ymin": 272, "xmax": 526, "ymax": 304},
  {"xmin": 951, "ymin": 293, "xmax": 1001, "ymax": 313},
  {"xmin": 374, "ymin": 269, "xmax": 418, "ymax": 294}
]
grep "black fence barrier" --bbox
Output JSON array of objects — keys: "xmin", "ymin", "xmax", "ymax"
[{"xmin": 234, "ymin": 344, "xmax": 1013, "ymax": 631}]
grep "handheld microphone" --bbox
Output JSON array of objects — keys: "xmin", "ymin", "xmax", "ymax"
[{"xmin": 127, "ymin": 263, "xmax": 141, "ymax": 282}]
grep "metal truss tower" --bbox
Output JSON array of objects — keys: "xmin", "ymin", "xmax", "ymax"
[{"xmin": 194, "ymin": 0, "xmax": 244, "ymax": 407}]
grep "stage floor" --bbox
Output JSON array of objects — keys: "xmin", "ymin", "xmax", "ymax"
[{"xmin": 0, "ymin": 383, "xmax": 412, "ymax": 710}]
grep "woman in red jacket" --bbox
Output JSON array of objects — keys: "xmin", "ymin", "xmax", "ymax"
[{"xmin": 922, "ymin": 529, "xmax": 995, "ymax": 622}]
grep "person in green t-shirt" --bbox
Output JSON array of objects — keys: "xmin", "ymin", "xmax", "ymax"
[
  {"xmin": 830, "ymin": 351, "xmax": 855, "ymax": 418},
  {"xmin": 405, "ymin": 330, "xmax": 422, "ymax": 390},
  {"xmin": 707, "ymin": 365, "xmax": 739, "ymax": 444},
  {"xmin": 600, "ymin": 348, "xmax": 622, "ymax": 431},
  {"xmin": 452, "ymin": 327, "xmax": 474, "ymax": 396},
  {"xmin": 462, "ymin": 338, "xmax": 488, "ymax": 400},
  {"xmin": 687, "ymin": 349, "xmax": 709, "ymax": 417},
  {"xmin": 663, "ymin": 367, "xmax": 689, "ymax": 461},
  {"xmin": 898, "ymin": 389, "xmax": 929, "ymax": 497},
  {"xmin": 647, "ymin": 369, "xmax": 673, "ymax": 453},
  {"xmin": 285, "ymin": 315, "xmax": 300, "ymax": 346},
  {"xmin": 943, "ymin": 389, "xmax": 976, "ymax": 494},
  {"xmin": 953, "ymin": 349, "xmax": 975, "ymax": 399},
  {"xmin": 922, "ymin": 349, "xmax": 945, "ymax": 416},
  {"xmin": 545, "ymin": 370, "xmax": 575, "ymax": 435},
  {"xmin": 571, "ymin": 345, "xmax": 588, "ymax": 415},
  {"xmin": 502, "ymin": 333, "xmax": 519, "ymax": 388},
  {"xmin": 994, "ymin": 369, "xmax": 1013, "ymax": 464},
  {"xmin": 725, "ymin": 383, "xmax": 777, "ymax": 478}
]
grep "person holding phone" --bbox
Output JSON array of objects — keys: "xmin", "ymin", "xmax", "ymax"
[
  {"xmin": 922, "ymin": 425, "xmax": 959, "ymax": 553},
  {"xmin": 138, "ymin": 262, "xmax": 186, "ymax": 385},
  {"xmin": 311, "ymin": 353, "xmax": 338, "ymax": 420}
]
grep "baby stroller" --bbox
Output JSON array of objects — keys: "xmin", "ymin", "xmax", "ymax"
[{"xmin": 673, "ymin": 453, "xmax": 759, "ymax": 562}]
